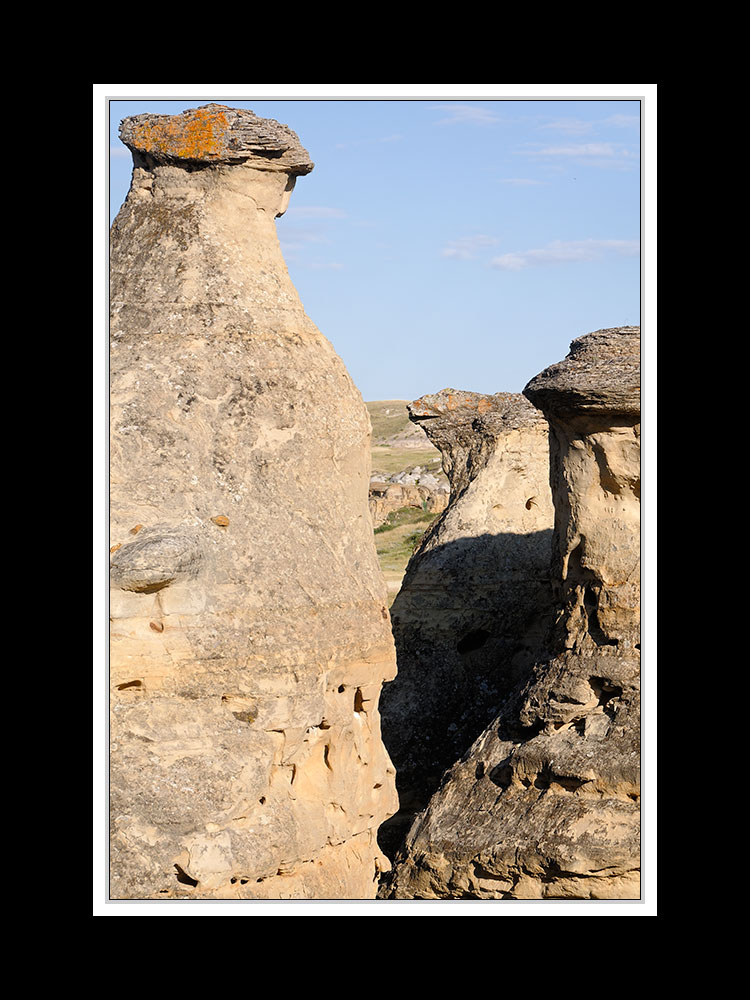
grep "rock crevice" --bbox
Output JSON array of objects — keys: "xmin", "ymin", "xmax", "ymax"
[{"xmin": 382, "ymin": 328, "xmax": 641, "ymax": 899}]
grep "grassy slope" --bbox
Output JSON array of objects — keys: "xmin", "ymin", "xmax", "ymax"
[
  {"xmin": 366, "ymin": 401, "xmax": 445, "ymax": 602},
  {"xmin": 365, "ymin": 400, "xmax": 414, "ymax": 442}
]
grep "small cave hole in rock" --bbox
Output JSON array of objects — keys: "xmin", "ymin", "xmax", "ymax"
[
  {"xmin": 354, "ymin": 688, "xmax": 365, "ymax": 713},
  {"xmin": 488, "ymin": 759, "xmax": 513, "ymax": 789},
  {"xmin": 583, "ymin": 586, "xmax": 618, "ymax": 647},
  {"xmin": 457, "ymin": 629, "xmax": 491, "ymax": 655},
  {"xmin": 173, "ymin": 864, "xmax": 199, "ymax": 887},
  {"xmin": 475, "ymin": 762, "xmax": 485, "ymax": 779},
  {"xmin": 590, "ymin": 677, "xmax": 623, "ymax": 717}
]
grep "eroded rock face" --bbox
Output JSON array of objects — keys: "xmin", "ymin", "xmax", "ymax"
[
  {"xmin": 368, "ymin": 480, "xmax": 448, "ymax": 529},
  {"xmin": 378, "ymin": 389, "xmax": 556, "ymax": 855},
  {"xmin": 109, "ymin": 105, "xmax": 397, "ymax": 899},
  {"xmin": 382, "ymin": 329, "xmax": 641, "ymax": 899}
]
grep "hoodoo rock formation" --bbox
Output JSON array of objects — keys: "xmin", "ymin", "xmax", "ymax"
[
  {"xmin": 109, "ymin": 105, "xmax": 398, "ymax": 899},
  {"xmin": 382, "ymin": 329, "xmax": 641, "ymax": 899},
  {"xmin": 378, "ymin": 389, "xmax": 556, "ymax": 854}
]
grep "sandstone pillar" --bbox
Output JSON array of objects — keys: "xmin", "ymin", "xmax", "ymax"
[
  {"xmin": 379, "ymin": 389, "xmax": 555, "ymax": 855},
  {"xmin": 382, "ymin": 329, "xmax": 641, "ymax": 899},
  {"xmin": 109, "ymin": 105, "xmax": 397, "ymax": 899}
]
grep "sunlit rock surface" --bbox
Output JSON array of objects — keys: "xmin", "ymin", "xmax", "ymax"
[
  {"xmin": 109, "ymin": 105, "xmax": 397, "ymax": 899},
  {"xmin": 379, "ymin": 389, "xmax": 555, "ymax": 856},
  {"xmin": 382, "ymin": 329, "xmax": 641, "ymax": 899}
]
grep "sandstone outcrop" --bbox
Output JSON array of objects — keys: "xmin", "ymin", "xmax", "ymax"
[
  {"xmin": 378, "ymin": 389, "xmax": 556, "ymax": 854},
  {"xmin": 109, "ymin": 105, "xmax": 397, "ymax": 899},
  {"xmin": 381, "ymin": 329, "xmax": 641, "ymax": 899},
  {"xmin": 368, "ymin": 480, "xmax": 448, "ymax": 529}
]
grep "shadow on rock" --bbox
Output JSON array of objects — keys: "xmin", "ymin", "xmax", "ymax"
[{"xmin": 377, "ymin": 528, "xmax": 556, "ymax": 860}]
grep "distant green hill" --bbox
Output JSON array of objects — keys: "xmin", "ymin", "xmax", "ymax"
[
  {"xmin": 366, "ymin": 400, "xmax": 447, "ymax": 603},
  {"xmin": 365, "ymin": 400, "xmax": 445, "ymax": 482},
  {"xmin": 365, "ymin": 400, "xmax": 413, "ymax": 444}
]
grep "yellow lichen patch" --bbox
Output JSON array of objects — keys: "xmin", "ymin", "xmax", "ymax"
[
  {"xmin": 130, "ymin": 524, "xmax": 144, "ymax": 535},
  {"xmin": 131, "ymin": 105, "xmax": 230, "ymax": 161},
  {"xmin": 110, "ymin": 543, "xmax": 122, "ymax": 553},
  {"xmin": 211, "ymin": 515, "xmax": 230, "ymax": 527}
]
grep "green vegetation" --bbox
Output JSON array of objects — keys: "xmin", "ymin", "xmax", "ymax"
[
  {"xmin": 370, "ymin": 446, "xmax": 443, "ymax": 478},
  {"xmin": 365, "ymin": 400, "xmax": 413, "ymax": 442},
  {"xmin": 366, "ymin": 401, "xmax": 446, "ymax": 604},
  {"xmin": 374, "ymin": 506, "xmax": 438, "ymax": 604},
  {"xmin": 374, "ymin": 505, "xmax": 436, "ymax": 535}
]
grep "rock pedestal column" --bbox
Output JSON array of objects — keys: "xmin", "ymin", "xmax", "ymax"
[
  {"xmin": 379, "ymin": 389, "xmax": 555, "ymax": 856},
  {"xmin": 382, "ymin": 329, "xmax": 641, "ymax": 899},
  {"xmin": 109, "ymin": 105, "xmax": 397, "ymax": 899}
]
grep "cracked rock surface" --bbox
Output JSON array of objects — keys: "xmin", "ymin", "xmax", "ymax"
[
  {"xmin": 378, "ymin": 390, "xmax": 556, "ymax": 856},
  {"xmin": 110, "ymin": 106, "xmax": 397, "ymax": 900},
  {"xmin": 381, "ymin": 329, "xmax": 641, "ymax": 900}
]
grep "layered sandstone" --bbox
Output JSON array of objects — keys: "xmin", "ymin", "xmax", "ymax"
[
  {"xmin": 109, "ymin": 105, "xmax": 397, "ymax": 899},
  {"xmin": 368, "ymin": 480, "xmax": 448, "ymax": 529},
  {"xmin": 378, "ymin": 389, "xmax": 556, "ymax": 854},
  {"xmin": 382, "ymin": 329, "xmax": 641, "ymax": 899}
]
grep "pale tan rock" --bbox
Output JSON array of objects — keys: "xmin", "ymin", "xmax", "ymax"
[
  {"xmin": 109, "ymin": 105, "xmax": 397, "ymax": 899},
  {"xmin": 378, "ymin": 389, "xmax": 556, "ymax": 854},
  {"xmin": 368, "ymin": 481, "xmax": 448, "ymax": 528},
  {"xmin": 382, "ymin": 329, "xmax": 641, "ymax": 900}
]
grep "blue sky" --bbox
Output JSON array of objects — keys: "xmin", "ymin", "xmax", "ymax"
[
  {"xmin": 105, "ymin": 88, "xmax": 647, "ymax": 403},
  {"xmin": 96, "ymin": 86, "xmax": 656, "ymax": 916}
]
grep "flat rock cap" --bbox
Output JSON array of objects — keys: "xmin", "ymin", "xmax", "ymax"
[
  {"xmin": 119, "ymin": 103, "xmax": 314, "ymax": 173},
  {"xmin": 409, "ymin": 388, "xmax": 544, "ymax": 430},
  {"xmin": 523, "ymin": 326, "xmax": 641, "ymax": 417}
]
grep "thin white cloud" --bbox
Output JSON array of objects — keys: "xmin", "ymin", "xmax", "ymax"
[
  {"xmin": 529, "ymin": 142, "xmax": 618, "ymax": 157},
  {"xmin": 491, "ymin": 238, "xmax": 639, "ymax": 271},
  {"xmin": 277, "ymin": 228, "xmax": 330, "ymax": 253},
  {"xmin": 442, "ymin": 235, "xmax": 499, "ymax": 260},
  {"xmin": 431, "ymin": 104, "xmax": 502, "ymax": 126},
  {"xmin": 110, "ymin": 145, "xmax": 130, "ymax": 159},
  {"xmin": 604, "ymin": 114, "xmax": 640, "ymax": 128},
  {"xmin": 538, "ymin": 118, "xmax": 594, "ymax": 135}
]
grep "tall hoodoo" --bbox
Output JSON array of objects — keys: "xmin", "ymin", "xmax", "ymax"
[
  {"xmin": 382, "ymin": 329, "xmax": 641, "ymax": 900},
  {"xmin": 378, "ymin": 389, "xmax": 556, "ymax": 854},
  {"xmin": 109, "ymin": 105, "xmax": 398, "ymax": 899},
  {"xmin": 524, "ymin": 326, "xmax": 641, "ymax": 651}
]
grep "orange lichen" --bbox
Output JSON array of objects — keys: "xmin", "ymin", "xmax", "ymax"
[
  {"xmin": 131, "ymin": 105, "xmax": 230, "ymax": 161},
  {"xmin": 211, "ymin": 515, "xmax": 230, "ymax": 527}
]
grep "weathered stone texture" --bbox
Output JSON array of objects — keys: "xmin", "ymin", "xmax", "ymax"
[
  {"xmin": 382, "ymin": 329, "xmax": 641, "ymax": 899},
  {"xmin": 368, "ymin": 480, "xmax": 448, "ymax": 528},
  {"xmin": 378, "ymin": 389, "xmax": 556, "ymax": 854},
  {"xmin": 109, "ymin": 106, "xmax": 397, "ymax": 899}
]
